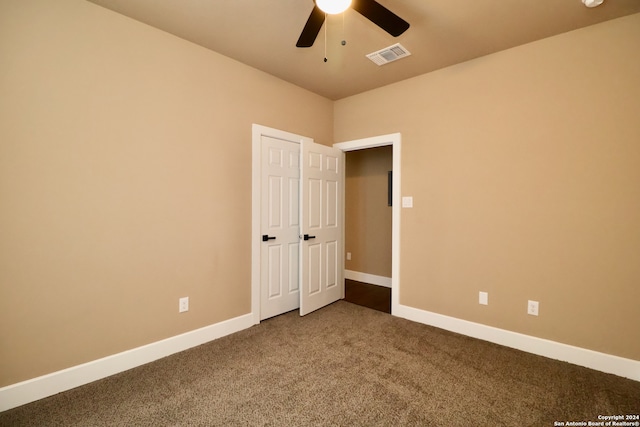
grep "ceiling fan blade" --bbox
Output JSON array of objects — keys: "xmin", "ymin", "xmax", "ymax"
[
  {"xmin": 296, "ymin": 5, "xmax": 325, "ymax": 47},
  {"xmin": 352, "ymin": 0, "xmax": 410, "ymax": 37}
]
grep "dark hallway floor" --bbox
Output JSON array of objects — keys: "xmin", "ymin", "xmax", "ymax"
[{"xmin": 344, "ymin": 279, "xmax": 391, "ymax": 314}]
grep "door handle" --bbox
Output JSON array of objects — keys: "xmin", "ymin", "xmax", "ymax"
[
  {"xmin": 303, "ymin": 234, "xmax": 316, "ymax": 241},
  {"xmin": 262, "ymin": 235, "xmax": 276, "ymax": 242}
]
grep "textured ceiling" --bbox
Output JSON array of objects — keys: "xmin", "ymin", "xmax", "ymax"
[{"xmin": 87, "ymin": 0, "xmax": 640, "ymax": 100}]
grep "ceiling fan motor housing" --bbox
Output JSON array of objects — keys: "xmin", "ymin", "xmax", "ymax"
[
  {"xmin": 316, "ymin": 0, "xmax": 352, "ymax": 14},
  {"xmin": 582, "ymin": 0, "xmax": 604, "ymax": 7}
]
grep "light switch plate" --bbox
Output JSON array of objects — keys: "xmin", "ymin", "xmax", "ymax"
[{"xmin": 479, "ymin": 291, "xmax": 488, "ymax": 305}]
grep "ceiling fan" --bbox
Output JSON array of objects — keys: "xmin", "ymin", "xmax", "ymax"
[{"xmin": 296, "ymin": 0, "xmax": 410, "ymax": 48}]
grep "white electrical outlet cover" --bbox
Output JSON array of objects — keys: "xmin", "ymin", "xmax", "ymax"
[
  {"xmin": 179, "ymin": 297, "xmax": 189, "ymax": 313},
  {"xmin": 402, "ymin": 196, "xmax": 413, "ymax": 208}
]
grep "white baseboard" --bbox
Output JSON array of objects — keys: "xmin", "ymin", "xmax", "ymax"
[
  {"xmin": 4, "ymin": 305, "xmax": 637, "ymax": 413},
  {"xmin": 345, "ymin": 270, "xmax": 392, "ymax": 288},
  {"xmin": 394, "ymin": 303, "xmax": 640, "ymax": 382},
  {"xmin": 0, "ymin": 313, "xmax": 254, "ymax": 412}
]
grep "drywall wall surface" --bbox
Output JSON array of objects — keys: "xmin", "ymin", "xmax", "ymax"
[
  {"xmin": 345, "ymin": 147, "xmax": 393, "ymax": 277},
  {"xmin": 0, "ymin": 0, "xmax": 332, "ymax": 386},
  {"xmin": 334, "ymin": 13, "xmax": 640, "ymax": 360}
]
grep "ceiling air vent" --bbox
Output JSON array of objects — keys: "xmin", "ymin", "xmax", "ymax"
[{"xmin": 366, "ymin": 43, "xmax": 411, "ymax": 66}]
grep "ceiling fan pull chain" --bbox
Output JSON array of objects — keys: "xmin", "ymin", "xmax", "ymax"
[
  {"xmin": 342, "ymin": 12, "xmax": 347, "ymax": 46},
  {"xmin": 324, "ymin": 13, "xmax": 328, "ymax": 62}
]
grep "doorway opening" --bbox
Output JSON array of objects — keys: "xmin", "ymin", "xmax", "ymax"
[
  {"xmin": 334, "ymin": 133, "xmax": 401, "ymax": 315},
  {"xmin": 343, "ymin": 146, "xmax": 393, "ymax": 313}
]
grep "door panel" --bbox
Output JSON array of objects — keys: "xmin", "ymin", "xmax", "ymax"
[
  {"xmin": 326, "ymin": 241, "xmax": 338, "ymax": 288},
  {"xmin": 288, "ymin": 242, "xmax": 300, "ymax": 293},
  {"xmin": 300, "ymin": 141, "xmax": 344, "ymax": 316},
  {"xmin": 326, "ymin": 180, "xmax": 338, "ymax": 227},
  {"xmin": 307, "ymin": 243, "xmax": 322, "ymax": 295},
  {"xmin": 308, "ymin": 178, "xmax": 321, "ymax": 228}
]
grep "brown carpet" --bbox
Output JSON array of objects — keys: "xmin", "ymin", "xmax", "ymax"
[{"xmin": 1, "ymin": 301, "xmax": 638, "ymax": 426}]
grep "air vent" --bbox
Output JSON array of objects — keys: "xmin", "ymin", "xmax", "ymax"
[{"xmin": 366, "ymin": 43, "xmax": 411, "ymax": 66}]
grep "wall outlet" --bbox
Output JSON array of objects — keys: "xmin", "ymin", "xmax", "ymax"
[
  {"xmin": 346, "ymin": 252, "xmax": 351, "ymax": 261},
  {"xmin": 402, "ymin": 196, "xmax": 413, "ymax": 208},
  {"xmin": 527, "ymin": 300, "xmax": 539, "ymax": 316},
  {"xmin": 479, "ymin": 291, "xmax": 488, "ymax": 305},
  {"xmin": 179, "ymin": 297, "xmax": 189, "ymax": 313}
]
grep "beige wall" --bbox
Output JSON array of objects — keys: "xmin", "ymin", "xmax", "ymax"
[
  {"xmin": 345, "ymin": 147, "xmax": 393, "ymax": 277},
  {"xmin": 335, "ymin": 13, "xmax": 640, "ymax": 360},
  {"xmin": 0, "ymin": 0, "xmax": 333, "ymax": 386}
]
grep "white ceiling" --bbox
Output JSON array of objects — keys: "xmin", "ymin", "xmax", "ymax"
[{"xmin": 87, "ymin": 0, "xmax": 640, "ymax": 100}]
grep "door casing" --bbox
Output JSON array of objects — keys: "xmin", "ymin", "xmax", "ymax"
[{"xmin": 334, "ymin": 133, "xmax": 401, "ymax": 316}]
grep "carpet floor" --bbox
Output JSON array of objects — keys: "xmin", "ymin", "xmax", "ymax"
[{"xmin": 1, "ymin": 301, "xmax": 638, "ymax": 426}]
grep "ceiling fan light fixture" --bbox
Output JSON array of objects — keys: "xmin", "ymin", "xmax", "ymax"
[
  {"xmin": 582, "ymin": 0, "xmax": 604, "ymax": 7},
  {"xmin": 316, "ymin": 0, "xmax": 352, "ymax": 15}
]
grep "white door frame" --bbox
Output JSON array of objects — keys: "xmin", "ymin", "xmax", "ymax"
[{"xmin": 334, "ymin": 133, "xmax": 401, "ymax": 315}]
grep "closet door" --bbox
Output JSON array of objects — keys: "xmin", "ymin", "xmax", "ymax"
[
  {"xmin": 259, "ymin": 136, "xmax": 301, "ymax": 320},
  {"xmin": 299, "ymin": 141, "xmax": 344, "ymax": 316}
]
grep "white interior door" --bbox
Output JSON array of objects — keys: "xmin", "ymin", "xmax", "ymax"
[
  {"xmin": 300, "ymin": 140, "xmax": 344, "ymax": 316},
  {"xmin": 260, "ymin": 136, "xmax": 301, "ymax": 320}
]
